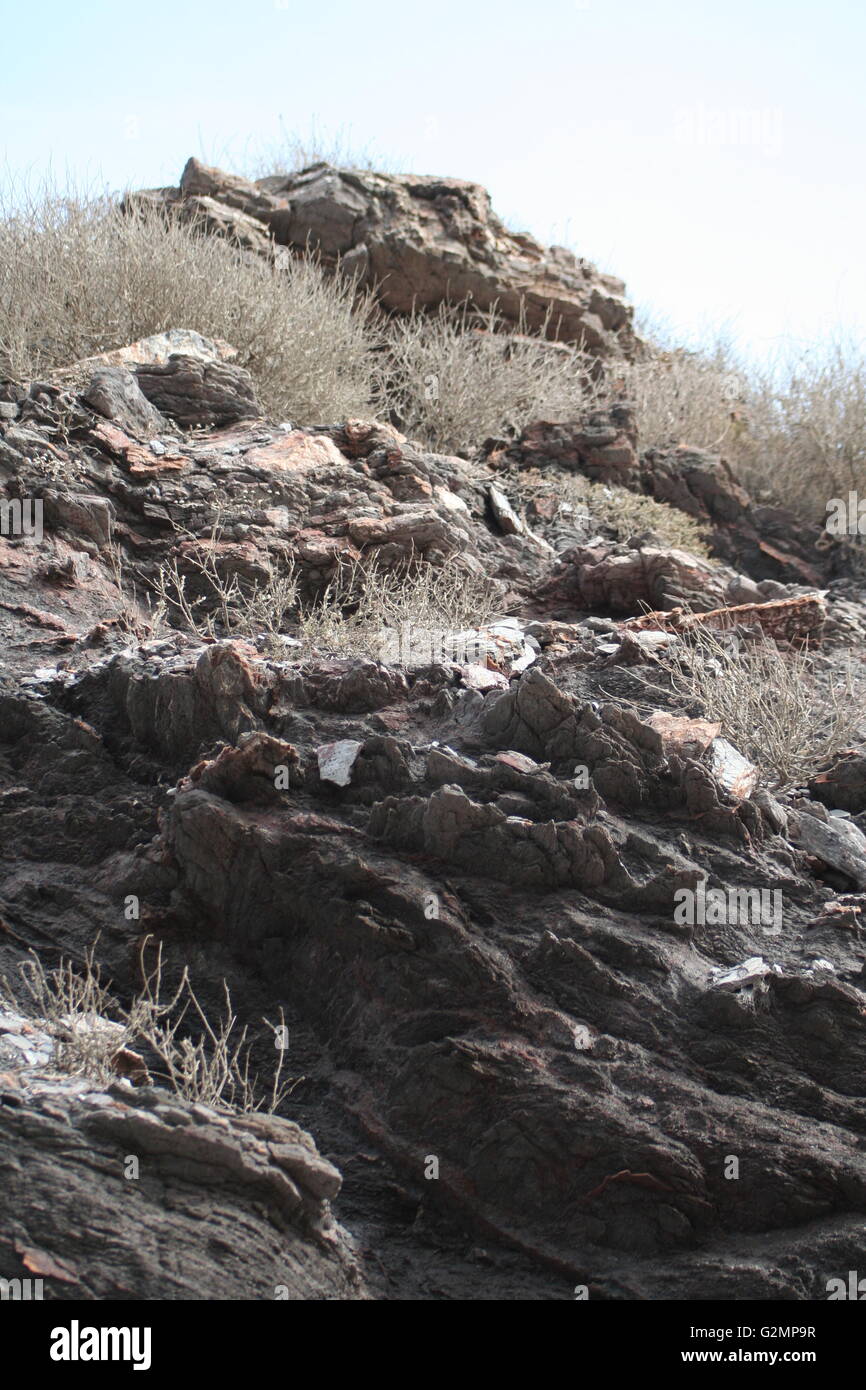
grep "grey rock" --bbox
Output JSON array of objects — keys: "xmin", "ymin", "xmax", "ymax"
[
  {"xmin": 135, "ymin": 354, "xmax": 262, "ymax": 429},
  {"xmin": 83, "ymin": 366, "xmax": 169, "ymax": 438}
]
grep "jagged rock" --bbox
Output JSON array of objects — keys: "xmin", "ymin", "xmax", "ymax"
[
  {"xmin": 82, "ymin": 366, "xmax": 169, "ymax": 438},
  {"xmin": 49, "ymin": 329, "xmax": 239, "ymax": 391},
  {"xmin": 710, "ymin": 956, "xmax": 780, "ymax": 991},
  {"xmin": 640, "ymin": 445, "xmax": 830, "ymax": 584},
  {"xmin": 3, "ymin": 342, "xmax": 866, "ymax": 1301},
  {"xmin": 787, "ymin": 804, "xmax": 866, "ymax": 890},
  {"xmin": 640, "ymin": 445, "xmax": 753, "ymax": 525},
  {"xmin": 536, "ymin": 543, "xmax": 735, "ymax": 615},
  {"xmin": 623, "ymin": 594, "xmax": 827, "ymax": 644},
  {"xmin": 134, "ymin": 354, "xmax": 262, "ymax": 429},
  {"xmin": 0, "ymin": 1067, "xmax": 363, "ymax": 1300},
  {"xmin": 487, "ymin": 483, "xmax": 524, "ymax": 535},
  {"xmin": 706, "ymin": 738, "xmax": 759, "ymax": 800},
  {"xmin": 487, "ymin": 405, "xmax": 639, "ymax": 483},
  {"xmin": 131, "ymin": 159, "xmax": 639, "ymax": 358},
  {"xmin": 177, "ymin": 194, "xmax": 275, "ymax": 255},
  {"xmin": 317, "ymin": 739, "xmax": 363, "ymax": 787}
]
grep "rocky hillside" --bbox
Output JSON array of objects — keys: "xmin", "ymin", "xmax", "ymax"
[{"xmin": 2, "ymin": 166, "xmax": 866, "ymax": 1303}]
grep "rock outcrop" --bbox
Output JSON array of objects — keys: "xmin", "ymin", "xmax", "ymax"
[
  {"xmin": 2, "ymin": 334, "xmax": 866, "ymax": 1302},
  {"xmin": 0, "ymin": 1016, "xmax": 363, "ymax": 1300},
  {"xmin": 128, "ymin": 159, "xmax": 639, "ymax": 360}
]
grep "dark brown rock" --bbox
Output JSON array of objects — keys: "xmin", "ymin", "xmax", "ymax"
[
  {"xmin": 810, "ymin": 751, "xmax": 866, "ymax": 813},
  {"xmin": 133, "ymin": 159, "xmax": 639, "ymax": 359},
  {"xmin": 135, "ymin": 354, "xmax": 262, "ymax": 429}
]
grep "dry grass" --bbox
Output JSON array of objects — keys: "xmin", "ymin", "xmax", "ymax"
[
  {"xmin": 741, "ymin": 336, "xmax": 866, "ymax": 518},
  {"xmin": 6, "ymin": 179, "xmax": 863, "ymax": 538},
  {"xmin": 149, "ymin": 511, "xmax": 300, "ymax": 644},
  {"xmin": 0, "ymin": 941, "xmax": 296, "ymax": 1114},
  {"xmin": 296, "ymin": 550, "xmax": 503, "ymax": 660},
  {"xmin": 560, "ymin": 474, "xmax": 712, "ymax": 555},
  {"xmin": 0, "ymin": 184, "xmax": 379, "ymax": 422},
  {"xmin": 622, "ymin": 326, "xmax": 866, "ymax": 528},
  {"xmin": 507, "ymin": 467, "xmax": 712, "ymax": 555},
  {"xmin": 380, "ymin": 302, "xmax": 604, "ymax": 455},
  {"xmin": 145, "ymin": 512, "xmax": 503, "ymax": 663},
  {"xmin": 618, "ymin": 332, "xmax": 751, "ymax": 458},
  {"xmin": 656, "ymin": 626, "xmax": 863, "ymax": 789},
  {"xmin": 243, "ymin": 119, "xmax": 400, "ymax": 179}
]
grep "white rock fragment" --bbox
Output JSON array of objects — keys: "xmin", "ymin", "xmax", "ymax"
[
  {"xmin": 460, "ymin": 664, "xmax": 508, "ymax": 691},
  {"xmin": 433, "ymin": 484, "xmax": 470, "ymax": 515},
  {"xmin": 708, "ymin": 737, "xmax": 759, "ymax": 800},
  {"xmin": 317, "ymin": 739, "xmax": 363, "ymax": 787},
  {"xmin": 487, "ymin": 484, "xmax": 524, "ymax": 536},
  {"xmin": 710, "ymin": 956, "xmax": 781, "ymax": 991}
]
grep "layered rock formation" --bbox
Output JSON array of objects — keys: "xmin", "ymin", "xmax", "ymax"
[
  {"xmin": 128, "ymin": 159, "xmax": 638, "ymax": 359},
  {"xmin": 2, "ymin": 334, "xmax": 866, "ymax": 1302}
]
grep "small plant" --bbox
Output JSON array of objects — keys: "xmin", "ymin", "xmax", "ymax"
[
  {"xmin": 295, "ymin": 549, "xmax": 503, "ymax": 660},
  {"xmin": 656, "ymin": 626, "xmax": 864, "ymax": 789},
  {"xmin": 0, "ymin": 940, "xmax": 297, "ymax": 1114},
  {"xmin": 508, "ymin": 467, "xmax": 712, "ymax": 555},
  {"xmin": 742, "ymin": 335, "xmax": 866, "ymax": 518},
  {"xmin": 618, "ymin": 329, "xmax": 749, "ymax": 458},
  {"xmin": 148, "ymin": 514, "xmax": 503, "ymax": 663},
  {"xmin": 148, "ymin": 509, "xmax": 299, "ymax": 643},
  {"xmin": 621, "ymin": 321, "xmax": 866, "ymax": 527},
  {"xmin": 561, "ymin": 474, "xmax": 712, "ymax": 555},
  {"xmin": 243, "ymin": 117, "xmax": 399, "ymax": 179}
]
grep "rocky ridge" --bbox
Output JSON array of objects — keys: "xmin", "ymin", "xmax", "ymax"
[
  {"xmin": 2, "ymin": 319, "xmax": 866, "ymax": 1300},
  {"xmin": 128, "ymin": 157, "xmax": 638, "ymax": 360}
]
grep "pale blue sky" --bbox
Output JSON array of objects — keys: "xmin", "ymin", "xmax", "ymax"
[{"xmin": 3, "ymin": 0, "xmax": 864, "ymax": 362}]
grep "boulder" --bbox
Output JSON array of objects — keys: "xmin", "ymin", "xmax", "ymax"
[
  {"xmin": 494, "ymin": 404, "xmax": 639, "ymax": 483},
  {"xmin": 134, "ymin": 354, "xmax": 262, "ymax": 429},
  {"xmin": 809, "ymin": 751, "xmax": 866, "ymax": 814},
  {"xmin": 83, "ymin": 366, "xmax": 169, "ymax": 438}
]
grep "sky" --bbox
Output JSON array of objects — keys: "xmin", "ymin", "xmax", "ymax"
[{"xmin": 3, "ymin": 0, "xmax": 865, "ymax": 364}]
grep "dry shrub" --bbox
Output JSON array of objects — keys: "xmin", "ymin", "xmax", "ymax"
[
  {"xmin": 506, "ymin": 467, "xmax": 712, "ymax": 555},
  {"xmin": 296, "ymin": 550, "xmax": 503, "ymax": 660},
  {"xmin": 380, "ymin": 302, "xmax": 603, "ymax": 455},
  {"xmin": 243, "ymin": 119, "xmax": 399, "ymax": 179},
  {"xmin": 149, "ymin": 511, "xmax": 300, "ymax": 644},
  {"xmin": 559, "ymin": 474, "xmax": 711, "ymax": 555},
  {"xmin": 147, "ymin": 514, "xmax": 503, "ymax": 662},
  {"xmin": 619, "ymin": 334, "xmax": 750, "ymax": 457},
  {"xmin": 1, "ymin": 941, "xmax": 295, "ymax": 1114},
  {"xmin": 656, "ymin": 627, "xmax": 863, "ymax": 789},
  {"xmin": 0, "ymin": 184, "xmax": 379, "ymax": 422},
  {"xmin": 622, "ymin": 324, "xmax": 866, "ymax": 529},
  {"xmin": 741, "ymin": 336, "xmax": 866, "ymax": 519}
]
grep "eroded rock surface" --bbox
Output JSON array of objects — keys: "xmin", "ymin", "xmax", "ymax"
[
  {"xmin": 0, "ymin": 1030, "xmax": 363, "ymax": 1300},
  {"xmin": 2, "ymin": 354, "xmax": 866, "ymax": 1301},
  {"xmin": 128, "ymin": 159, "xmax": 639, "ymax": 360}
]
